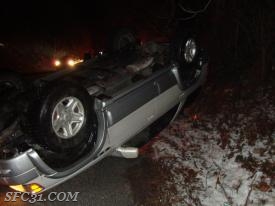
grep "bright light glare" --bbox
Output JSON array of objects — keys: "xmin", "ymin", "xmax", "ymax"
[
  {"xmin": 54, "ymin": 60, "xmax": 61, "ymax": 67},
  {"xmin": 29, "ymin": 183, "xmax": 43, "ymax": 193},
  {"xmin": 67, "ymin": 59, "xmax": 83, "ymax": 67},
  {"xmin": 67, "ymin": 59, "xmax": 75, "ymax": 67},
  {"xmin": 9, "ymin": 185, "xmax": 26, "ymax": 192}
]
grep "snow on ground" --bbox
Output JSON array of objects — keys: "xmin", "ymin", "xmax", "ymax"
[{"xmin": 147, "ymin": 87, "xmax": 275, "ymax": 206}]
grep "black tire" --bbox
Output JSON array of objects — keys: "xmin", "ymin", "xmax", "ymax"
[
  {"xmin": 111, "ymin": 29, "xmax": 137, "ymax": 52},
  {"xmin": 170, "ymin": 34, "xmax": 200, "ymax": 88},
  {"xmin": 28, "ymin": 82, "xmax": 97, "ymax": 154}
]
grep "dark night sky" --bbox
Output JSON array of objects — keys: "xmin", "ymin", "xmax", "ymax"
[
  {"xmin": 0, "ymin": 0, "xmax": 214, "ymax": 39},
  {"xmin": 0, "ymin": 0, "xmax": 168, "ymax": 71},
  {"xmin": 1, "ymin": 1, "xmax": 141, "ymax": 33},
  {"xmin": 0, "ymin": 0, "xmax": 206, "ymax": 34},
  {"xmin": 0, "ymin": 1, "xmax": 144, "ymax": 48},
  {"xmin": 0, "ymin": 0, "xmax": 178, "ymax": 49},
  {"xmin": 0, "ymin": 0, "xmax": 273, "ymax": 76},
  {"xmin": 0, "ymin": 0, "xmax": 212, "ymax": 72}
]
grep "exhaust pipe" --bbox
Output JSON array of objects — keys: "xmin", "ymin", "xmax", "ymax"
[{"xmin": 111, "ymin": 147, "xmax": 139, "ymax": 159}]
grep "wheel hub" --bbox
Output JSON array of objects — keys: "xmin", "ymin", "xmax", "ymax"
[{"xmin": 51, "ymin": 97, "xmax": 85, "ymax": 139}]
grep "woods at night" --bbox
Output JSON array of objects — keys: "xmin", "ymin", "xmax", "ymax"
[{"xmin": 0, "ymin": 0, "xmax": 274, "ymax": 205}]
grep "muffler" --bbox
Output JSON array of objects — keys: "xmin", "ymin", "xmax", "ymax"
[{"xmin": 111, "ymin": 147, "xmax": 139, "ymax": 159}]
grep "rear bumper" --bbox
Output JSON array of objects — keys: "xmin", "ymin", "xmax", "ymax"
[{"xmin": 0, "ymin": 147, "xmax": 109, "ymax": 193}]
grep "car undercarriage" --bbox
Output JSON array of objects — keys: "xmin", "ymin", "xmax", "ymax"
[{"xmin": 0, "ymin": 38, "xmax": 208, "ymax": 193}]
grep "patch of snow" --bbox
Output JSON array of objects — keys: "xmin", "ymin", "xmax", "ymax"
[{"xmin": 148, "ymin": 89, "xmax": 275, "ymax": 206}]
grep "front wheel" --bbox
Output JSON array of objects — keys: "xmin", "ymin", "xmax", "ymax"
[{"xmin": 28, "ymin": 82, "xmax": 97, "ymax": 154}]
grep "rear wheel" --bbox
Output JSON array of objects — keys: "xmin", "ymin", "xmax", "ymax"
[{"xmin": 171, "ymin": 35, "xmax": 201, "ymax": 88}]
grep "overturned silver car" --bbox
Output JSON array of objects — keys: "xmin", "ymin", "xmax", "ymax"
[{"xmin": 0, "ymin": 37, "xmax": 207, "ymax": 193}]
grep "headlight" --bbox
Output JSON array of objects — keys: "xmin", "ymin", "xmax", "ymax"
[
  {"xmin": 67, "ymin": 59, "xmax": 83, "ymax": 67},
  {"xmin": 67, "ymin": 59, "xmax": 75, "ymax": 67},
  {"xmin": 184, "ymin": 39, "xmax": 197, "ymax": 63},
  {"xmin": 54, "ymin": 60, "xmax": 61, "ymax": 67},
  {"xmin": 53, "ymin": 58, "xmax": 83, "ymax": 68}
]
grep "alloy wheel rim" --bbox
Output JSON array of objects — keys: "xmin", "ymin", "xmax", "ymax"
[{"xmin": 51, "ymin": 97, "xmax": 85, "ymax": 139}]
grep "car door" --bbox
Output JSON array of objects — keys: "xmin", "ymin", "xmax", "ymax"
[
  {"xmin": 106, "ymin": 75, "xmax": 158, "ymax": 146},
  {"xmin": 154, "ymin": 68, "xmax": 182, "ymax": 120}
]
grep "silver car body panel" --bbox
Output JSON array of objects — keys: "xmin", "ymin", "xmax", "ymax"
[
  {"xmin": 0, "ymin": 62, "xmax": 208, "ymax": 192},
  {"xmin": 108, "ymin": 84, "xmax": 182, "ymax": 147}
]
